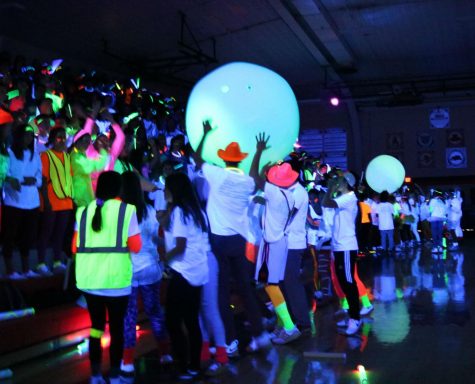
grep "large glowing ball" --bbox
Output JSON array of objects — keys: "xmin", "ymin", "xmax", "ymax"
[
  {"xmin": 365, "ymin": 155, "xmax": 405, "ymax": 193},
  {"xmin": 186, "ymin": 62, "xmax": 299, "ymax": 173}
]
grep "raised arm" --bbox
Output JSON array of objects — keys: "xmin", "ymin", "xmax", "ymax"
[
  {"xmin": 191, "ymin": 120, "xmax": 213, "ymax": 170},
  {"xmin": 322, "ymin": 177, "xmax": 339, "ymax": 208},
  {"xmin": 102, "ymin": 110, "xmax": 125, "ymax": 171},
  {"xmin": 249, "ymin": 132, "xmax": 270, "ymax": 191}
]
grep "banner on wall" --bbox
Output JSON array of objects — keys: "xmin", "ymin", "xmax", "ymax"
[
  {"xmin": 416, "ymin": 131, "xmax": 434, "ymax": 148},
  {"xmin": 386, "ymin": 132, "xmax": 404, "ymax": 150},
  {"xmin": 446, "ymin": 147, "xmax": 467, "ymax": 168},
  {"xmin": 417, "ymin": 151, "xmax": 435, "ymax": 168},
  {"xmin": 430, "ymin": 107, "xmax": 450, "ymax": 129},
  {"xmin": 446, "ymin": 130, "xmax": 464, "ymax": 147}
]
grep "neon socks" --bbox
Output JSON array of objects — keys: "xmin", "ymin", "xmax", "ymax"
[{"xmin": 265, "ymin": 285, "xmax": 295, "ymax": 331}]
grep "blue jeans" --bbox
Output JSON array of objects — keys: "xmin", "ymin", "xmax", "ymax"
[
  {"xmin": 380, "ymin": 229, "xmax": 394, "ymax": 251},
  {"xmin": 431, "ymin": 220, "xmax": 444, "ymax": 247}
]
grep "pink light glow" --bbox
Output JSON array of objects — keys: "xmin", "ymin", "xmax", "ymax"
[{"xmin": 330, "ymin": 97, "xmax": 340, "ymax": 106}]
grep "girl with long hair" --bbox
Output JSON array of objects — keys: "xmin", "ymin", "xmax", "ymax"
[
  {"xmin": 119, "ymin": 171, "xmax": 170, "ymax": 376},
  {"xmin": 72, "ymin": 171, "xmax": 142, "ymax": 384},
  {"xmin": 162, "ymin": 172, "xmax": 208, "ymax": 380},
  {"xmin": 3, "ymin": 124, "xmax": 42, "ymax": 278}
]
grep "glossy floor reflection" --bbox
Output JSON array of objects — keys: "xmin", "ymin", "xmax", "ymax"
[{"xmin": 8, "ymin": 240, "xmax": 474, "ymax": 383}]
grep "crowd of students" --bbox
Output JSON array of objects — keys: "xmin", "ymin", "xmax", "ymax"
[{"xmin": 0, "ymin": 54, "xmax": 464, "ymax": 383}]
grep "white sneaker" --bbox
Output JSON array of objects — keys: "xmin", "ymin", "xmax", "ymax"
[
  {"xmin": 89, "ymin": 376, "xmax": 106, "ymax": 384},
  {"xmin": 336, "ymin": 318, "xmax": 348, "ymax": 327},
  {"xmin": 360, "ymin": 304, "xmax": 374, "ymax": 316},
  {"xmin": 271, "ymin": 326, "xmax": 301, "ymax": 345},
  {"xmin": 53, "ymin": 261, "xmax": 67, "ymax": 272},
  {"xmin": 25, "ymin": 270, "xmax": 41, "ymax": 278},
  {"xmin": 8, "ymin": 272, "xmax": 26, "ymax": 280},
  {"xmin": 226, "ymin": 339, "xmax": 239, "ymax": 357},
  {"xmin": 37, "ymin": 263, "xmax": 52, "ymax": 276},
  {"xmin": 246, "ymin": 332, "xmax": 271, "ymax": 352},
  {"xmin": 345, "ymin": 319, "xmax": 361, "ymax": 335},
  {"xmin": 120, "ymin": 361, "xmax": 134, "ymax": 373},
  {"xmin": 334, "ymin": 308, "xmax": 348, "ymax": 317},
  {"xmin": 160, "ymin": 354, "xmax": 173, "ymax": 365},
  {"xmin": 431, "ymin": 246, "xmax": 439, "ymax": 253}
]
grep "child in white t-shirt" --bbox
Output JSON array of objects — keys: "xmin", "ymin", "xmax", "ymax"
[{"xmin": 374, "ymin": 191, "xmax": 395, "ymax": 252}]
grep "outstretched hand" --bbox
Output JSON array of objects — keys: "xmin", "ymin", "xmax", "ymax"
[{"xmin": 255, "ymin": 132, "xmax": 270, "ymax": 152}]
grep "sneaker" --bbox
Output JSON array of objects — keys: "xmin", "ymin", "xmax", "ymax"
[
  {"xmin": 8, "ymin": 272, "xmax": 26, "ymax": 280},
  {"xmin": 345, "ymin": 319, "xmax": 361, "ymax": 335},
  {"xmin": 53, "ymin": 261, "xmax": 67, "ymax": 272},
  {"xmin": 360, "ymin": 304, "xmax": 374, "ymax": 316},
  {"xmin": 108, "ymin": 378, "xmax": 121, "ymax": 384},
  {"xmin": 120, "ymin": 361, "xmax": 135, "ymax": 374},
  {"xmin": 160, "ymin": 354, "xmax": 173, "ymax": 365},
  {"xmin": 177, "ymin": 369, "xmax": 199, "ymax": 381},
  {"xmin": 432, "ymin": 246, "xmax": 439, "ymax": 253},
  {"xmin": 205, "ymin": 362, "xmax": 228, "ymax": 377},
  {"xmin": 246, "ymin": 332, "xmax": 271, "ymax": 352},
  {"xmin": 271, "ymin": 326, "xmax": 283, "ymax": 338},
  {"xmin": 89, "ymin": 376, "xmax": 106, "ymax": 384},
  {"xmin": 37, "ymin": 263, "xmax": 52, "ymax": 276},
  {"xmin": 336, "ymin": 318, "xmax": 348, "ymax": 327},
  {"xmin": 25, "ymin": 270, "xmax": 41, "ymax": 278},
  {"xmin": 226, "ymin": 339, "xmax": 239, "ymax": 358},
  {"xmin": 334, "ymin": 308, "xmax": 348, "ymax": 317},
  {"xmin": 271, "ymin": 326, "xmax": 301, "ymax": 345}
]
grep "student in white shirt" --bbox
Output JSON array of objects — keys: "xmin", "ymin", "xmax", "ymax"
[
  {"xmin": 192, "ymin": 121, "xmax": 266, "ymax": 354},
  {"xmin": 375, "ymin": 191, "xmax": 396, "ymax": 252},
  {"xmin": 163, "ymin": 172, "xmax": 209, "ymax": 380},
  {"xmin": 429, "ymin": 191, "xmax": 447, "ymax": 253},
  {"xmin": 253, "ymin": 160, "xmax": 302, "ymax": 345},
  {"xmin": 322, "ymin": 171, "xmax": 361, "ymax": 335},
  {"xmin": 3, "ymin": 125, "xmax": 42, "ymax": 279}
]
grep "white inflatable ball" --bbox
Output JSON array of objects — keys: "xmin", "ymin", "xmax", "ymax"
[{"xmin": 186, "ymin": 62, "xmax": 299, "ymax": 173}]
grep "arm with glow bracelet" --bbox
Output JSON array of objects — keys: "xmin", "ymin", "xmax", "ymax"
[{"xmin": 105, "ymin": 120, "xmax": 125, "ymax": 171}]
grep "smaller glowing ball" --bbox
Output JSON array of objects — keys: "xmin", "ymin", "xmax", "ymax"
[
  {"xmin": 365, "ymin": 155, "xmax": 405, "ymax": 193},
  {"xmin": 186, "ymin": 62, "xmax": 299, "ymax": 173}
]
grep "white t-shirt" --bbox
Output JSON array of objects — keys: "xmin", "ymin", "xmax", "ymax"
[
  {"xmin": 287, "ymin": 183, "xmax": 308, "ymax": 250},
  {"xmin": 261, "ymin": 182, "xmax": 295, "ymax": 243},
  {"xmin": 165, "ymin": 206, "xmax": 209, "ymax": 286},
  {"xmin": 420, "ymin": 202, "xmax": 430, "ymax": 221},
  {"xmin": 4, "ymin": 148, "xmax": 42, "ymax": 209},
  {"xmin": 374, "ymin": 202, "xmax": 395, "ymax": 230},
  {"xmin": 202, "ymin": 163, "xmax": 255, "ymax": 237},
  {"xmin": 429, "ymin": 198, "xmax": 447, "ymax": 220},
  {"xmin": 148, "ymin": 177, "xmax": 166, "ymax": 211},
  {"xmin": 332, "ymin": 191, "xmax": 358, "ymax": 251},
  {"xmin": 369, "ymin": 199, "xmax": 379, "ymax": 226}
]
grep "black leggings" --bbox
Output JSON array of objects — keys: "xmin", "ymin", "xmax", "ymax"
[
  {"xmin": 2, "ymin": 206, "xmax": 39, "ymax": 274},
  {"xmin": 333, "ymin": 250, "xmax": 360, "ymax": 320},
  {"xmin": 165, "ymin": 271, "xmax": 202, "ymax": 372},
  {"xmin": 84, "ymin": 293, "xmax": 129, "ymax": 378},
  {"xmin": 37, "ymin": 209, "xmax": 73, "ymax": 263}
]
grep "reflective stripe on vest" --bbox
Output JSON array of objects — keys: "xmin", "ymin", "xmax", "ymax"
[
  {"xmin": 77, "ymin": 201, "xmax": 128, "ymax": 253},
  {"xmin": 46, "ymin": 150, "xmax": 73, "ymax": 199}
]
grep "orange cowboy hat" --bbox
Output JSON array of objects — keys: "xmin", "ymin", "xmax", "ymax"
[
  {"xmin": 217, "ymin": 142, "xmax": 248, "ymax": 162},
  {"xmin": 267, "ymin": 162, "xmax": 299, "ymax": 188}
]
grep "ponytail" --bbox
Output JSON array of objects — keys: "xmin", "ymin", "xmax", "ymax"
[
  {"xmin": 91, "ymin": 199, "xmax": 104, "ymax": 232},
  {"xmin": 91, "ymin": 171, "xmax": 122, "ymax": 232}
]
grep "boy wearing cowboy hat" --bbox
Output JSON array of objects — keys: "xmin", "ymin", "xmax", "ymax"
[{"xmin": 193, "ymin": 121, "xmax": 267, "ymax": 354}]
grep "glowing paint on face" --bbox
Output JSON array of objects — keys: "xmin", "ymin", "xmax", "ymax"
[{"xmin": 186, "ymin": 62, "xmax": 299, "ymax": 173}]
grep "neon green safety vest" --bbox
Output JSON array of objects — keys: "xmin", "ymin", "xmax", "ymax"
[
  {"xmin": 75, "ymin": 199, "xmax": 136, "ymax": 290},
  {"xmin": 45, "ymin": 150, "xmax": 73, "ymax": 199}
]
